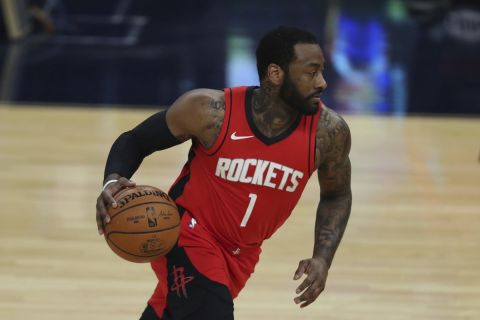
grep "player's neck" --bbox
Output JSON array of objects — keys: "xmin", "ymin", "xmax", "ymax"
[{"xmin": 252, "ymin": 86, "xmax": 299, "ymax": 138}]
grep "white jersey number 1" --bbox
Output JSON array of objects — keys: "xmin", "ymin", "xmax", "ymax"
[{"xmin": 240, "ymin": 193, "xmax": 257, "ymax": 227}]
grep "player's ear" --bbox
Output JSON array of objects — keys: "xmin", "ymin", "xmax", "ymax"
[{"xmin": 266, "ymin": 63, "xmax": 285, "ymax": 86}]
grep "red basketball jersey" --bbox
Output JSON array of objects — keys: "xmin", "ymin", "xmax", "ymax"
[
  {"xmin": 171, "ymin": 86, "xmax": 321, "ymax": 252},
  {"xmin": 148, "ymin": 87, "xmax": 321, "ymax": 314}
]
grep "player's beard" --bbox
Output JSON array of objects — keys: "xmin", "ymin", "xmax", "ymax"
[{"xmin": 280, "ymin": 74, "xmax": 319, "ymax": 115}]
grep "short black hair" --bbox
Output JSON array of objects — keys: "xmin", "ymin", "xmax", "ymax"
[{"xmin": 256, "ymin": 26, "xmax": 319, "ymax": 81}]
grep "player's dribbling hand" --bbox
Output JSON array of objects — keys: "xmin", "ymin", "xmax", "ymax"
[
  {"xmin": 293, "ymin": 257, "xmax": 329, "ymax": 308},
  {"xmin": 96, "ymin": 177, "xmax": 136, "ymax": 235}
]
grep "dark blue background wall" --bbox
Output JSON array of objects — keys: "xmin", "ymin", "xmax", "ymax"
[{"xmin": 1, "ymin": 0, "xmax": 479, "ymax": 114}]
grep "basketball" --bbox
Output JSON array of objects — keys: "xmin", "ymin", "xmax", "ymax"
[{"xmin": 104, "ymin": 185, "xmax": 180, "ymax": 263}]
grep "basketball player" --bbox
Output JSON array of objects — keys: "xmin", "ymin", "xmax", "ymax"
[{"xmin": 96, "ymin": 26, "xmax": 352, "ymax": 319}]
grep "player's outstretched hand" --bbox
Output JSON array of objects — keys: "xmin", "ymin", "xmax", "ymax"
[
  {"xmin": 293, "ymin": 257, "xmax": 329, "ymax": 308},
  {"xmin": 96, "ymin": 177, "xmax": 136, "ymax": 235}
]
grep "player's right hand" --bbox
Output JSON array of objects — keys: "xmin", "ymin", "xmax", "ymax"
[{"xmin": 96, "ymin": 177, "xmax": 136, "ymax": 235}]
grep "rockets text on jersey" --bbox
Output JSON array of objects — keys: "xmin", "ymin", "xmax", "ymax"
[{"xmin": 215, "ymin": 157, "xmax": 304, "ymax": 192}]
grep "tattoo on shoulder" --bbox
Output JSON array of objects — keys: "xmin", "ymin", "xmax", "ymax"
[
  {"xmin": 200, "ymin": 96, "xmax": 226, "ymax": 148},
  {"xmin": 315, "ymin": 109, "xmax": 351, "ymax": 166},
  {"xmin": 315, "ymin": 108, "xmax": 352, "ymax": 195},
  {"xmin": 208, "ymin": 97, "xmax": 226, "ymax": 111}
]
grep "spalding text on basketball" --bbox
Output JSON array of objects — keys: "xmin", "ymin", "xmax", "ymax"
[{"xmin": 118, "ymin": 189, "xmax": 171, "ymax": 208}]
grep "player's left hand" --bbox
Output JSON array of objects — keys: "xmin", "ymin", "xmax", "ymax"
[{"xmin": 293, "ymin": 257, "xmax": 329, "ymax": 308}]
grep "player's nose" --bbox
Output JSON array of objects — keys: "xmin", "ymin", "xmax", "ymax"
[{"xmin": 315, "ymin": 73, "xmax": 327, "ymax": 91}]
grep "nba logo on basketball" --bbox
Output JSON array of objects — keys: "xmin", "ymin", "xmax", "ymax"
[{"xmin": 146, "ymin": 207, "xmax": 158, "ymax": 227}]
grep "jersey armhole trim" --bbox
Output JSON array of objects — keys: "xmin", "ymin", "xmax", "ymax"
[{"xmin": 196, "ymin": 88, "xmax": 232, "ymax": 156}]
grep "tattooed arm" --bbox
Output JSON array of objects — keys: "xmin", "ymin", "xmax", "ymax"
[
  {"xmin": 166, "ymin": 89, "xmax": 226, "ymax": 148},
  {"xmin": 293, "ymin": 106, "xmax": 352, "ymax": 308},
  {"xmin": 313, "ymin": 107, "xmax": 352, "ymax": 265},
  {"xmin": 96, "ymin": 89, "xmax": 225, "ymax": 234}
]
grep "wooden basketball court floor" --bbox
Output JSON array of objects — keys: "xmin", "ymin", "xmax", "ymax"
[{"xmin": 0, "ymin": 104, "xmax": 478, "ymax": 320}]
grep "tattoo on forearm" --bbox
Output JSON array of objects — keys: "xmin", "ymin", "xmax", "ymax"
[{"xmin": 313, "ymin": 195, "xmax": 352, "ymax": 266}]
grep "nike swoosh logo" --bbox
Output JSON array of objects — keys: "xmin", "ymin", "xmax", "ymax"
[{"xmin": 231, "ymin": 132, "xmax": 254, "ymax": 140}]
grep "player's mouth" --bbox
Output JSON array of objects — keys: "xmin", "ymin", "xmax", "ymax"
[{"xmin": 310, "ymin": 94, "xmax": 322, "ymax": 103}]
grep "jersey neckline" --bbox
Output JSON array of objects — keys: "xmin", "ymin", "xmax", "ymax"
[{"xmin": 245, "ymin": 86, "xmax": 302, "ymax": 146}]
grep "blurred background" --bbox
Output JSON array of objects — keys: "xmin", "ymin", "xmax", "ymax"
[{"xmin": 0, "ymin": 0, "xmax": 479, "ymax": 115}]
